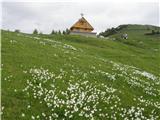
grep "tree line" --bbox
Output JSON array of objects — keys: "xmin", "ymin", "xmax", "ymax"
[
  {"xmin": 98, "ymin": 25, "xmax": 128, "ymax": 37},
  {"xmin": 145, "ymin": 30, "xmax": 160, "ymax": 35},
  {"xmin": 14, "ymin": 28, "xmax": 70, "ymax": 35}
]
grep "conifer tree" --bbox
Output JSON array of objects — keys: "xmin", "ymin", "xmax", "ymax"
[
  {"xmin": 33, "ymin": 29, "xmax": 38, "ymax": 34},
  {"xmin": 51, "ymin": 30, "xmax": 55, "ymax": 34}
]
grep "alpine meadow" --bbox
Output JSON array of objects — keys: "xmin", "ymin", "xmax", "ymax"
[{"xmin": 1, "ymin": 24, "xmax": 160, "ymax": 119}]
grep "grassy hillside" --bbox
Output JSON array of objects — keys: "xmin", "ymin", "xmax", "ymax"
[
  {"xmin": 106, "ymin": 24, "xmax": 160, "ymax": 49},
  {"xmin": 1, "ymin": 25, "xmax": 160, "ymax": 120}
]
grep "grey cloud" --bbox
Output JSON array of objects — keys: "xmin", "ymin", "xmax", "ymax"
[{"xmin": 2, "ymin": 2, "xmax": 159, "ymax": 33}]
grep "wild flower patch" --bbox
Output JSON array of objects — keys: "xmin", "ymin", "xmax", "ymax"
[
  {"xmin": 10, "ymin": 40, "xmax": 17, "ymax": 44},
  {"xmin": 22, "ymin": 67, "xmax": 121, "ymax": 119},
  {"xmin": 95, "ymin": 57, "xmax": 160, "ymax": 97},
  {"xmin": 96, "ymin": 69, "xmax": 116, "ymax": 81},
  {"xmin": 133, "ymin": 70, "xmax": 158, "ymax": 82},
  {"xmin": 111, "ymin": 63, "xmax": 160, "ymax": 96},
  {"xmin": 3, "ymin": 75, "xmax": 13, "ymax": 82},
  {"xmin": 39, "ymin": 41, "xmax": 46, "ymax": 45},
  {"xmin": 16, "ymin": 34, "xmax": 78, "ymax": 52},
  {"xmin": 63, "ymin": 44, "xmax": 77, "ymax": 51},
  {"xmin": 119, "ymin": 106, "xmax": 159, "ymax": 120},
  {"xmin": 34, "ymin": 37, "xmax": 78, "ymax": 52},
  {"xmin": 21, "ymin": 66, "xmax": 160, "ymax": 119},
  {"xmin": 136, "ymin": 96, "xmax": 160, "ymax": 109},
  {"xmin": 1, "ymin": 106, "xmax": 4, "ymax": 115}
]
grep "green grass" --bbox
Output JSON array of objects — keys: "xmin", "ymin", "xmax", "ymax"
[{"xmin": 1, "ymin": 24, "xmax": 160, "ymax": 120}]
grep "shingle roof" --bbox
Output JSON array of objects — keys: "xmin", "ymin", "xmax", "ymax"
[{"xmin": 70, "ymin": 17, "xmax": 94, "ymax": 31}]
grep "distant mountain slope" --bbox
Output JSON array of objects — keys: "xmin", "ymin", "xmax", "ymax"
[
  {"xmin": 118, "ymin": 24, "xmax": 160, "ymax": 30},
  {"xmin": 1, "ymin": 29, "xmax": 160, "ymax": 120},
  {"xmin": 99, "ymin": 24, "xmax": 160, "ymax": 37},
  {"xmin": 99, "ymin": 24, "xmax": 160, "ymax": 49}
]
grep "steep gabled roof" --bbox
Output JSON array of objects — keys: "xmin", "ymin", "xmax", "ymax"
[{"xmin": 70, "ymin": 17, "xmax": 94, "ymax": 31}]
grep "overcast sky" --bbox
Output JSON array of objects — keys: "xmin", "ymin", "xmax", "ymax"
[{"xmin": 1, "ymin": 1, "xmax": 159, "ymax": 33}]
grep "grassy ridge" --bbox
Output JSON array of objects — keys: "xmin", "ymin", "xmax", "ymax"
[{"xmin": 1, "ymin": 25, "xmax": 160, "ymax": 120}]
